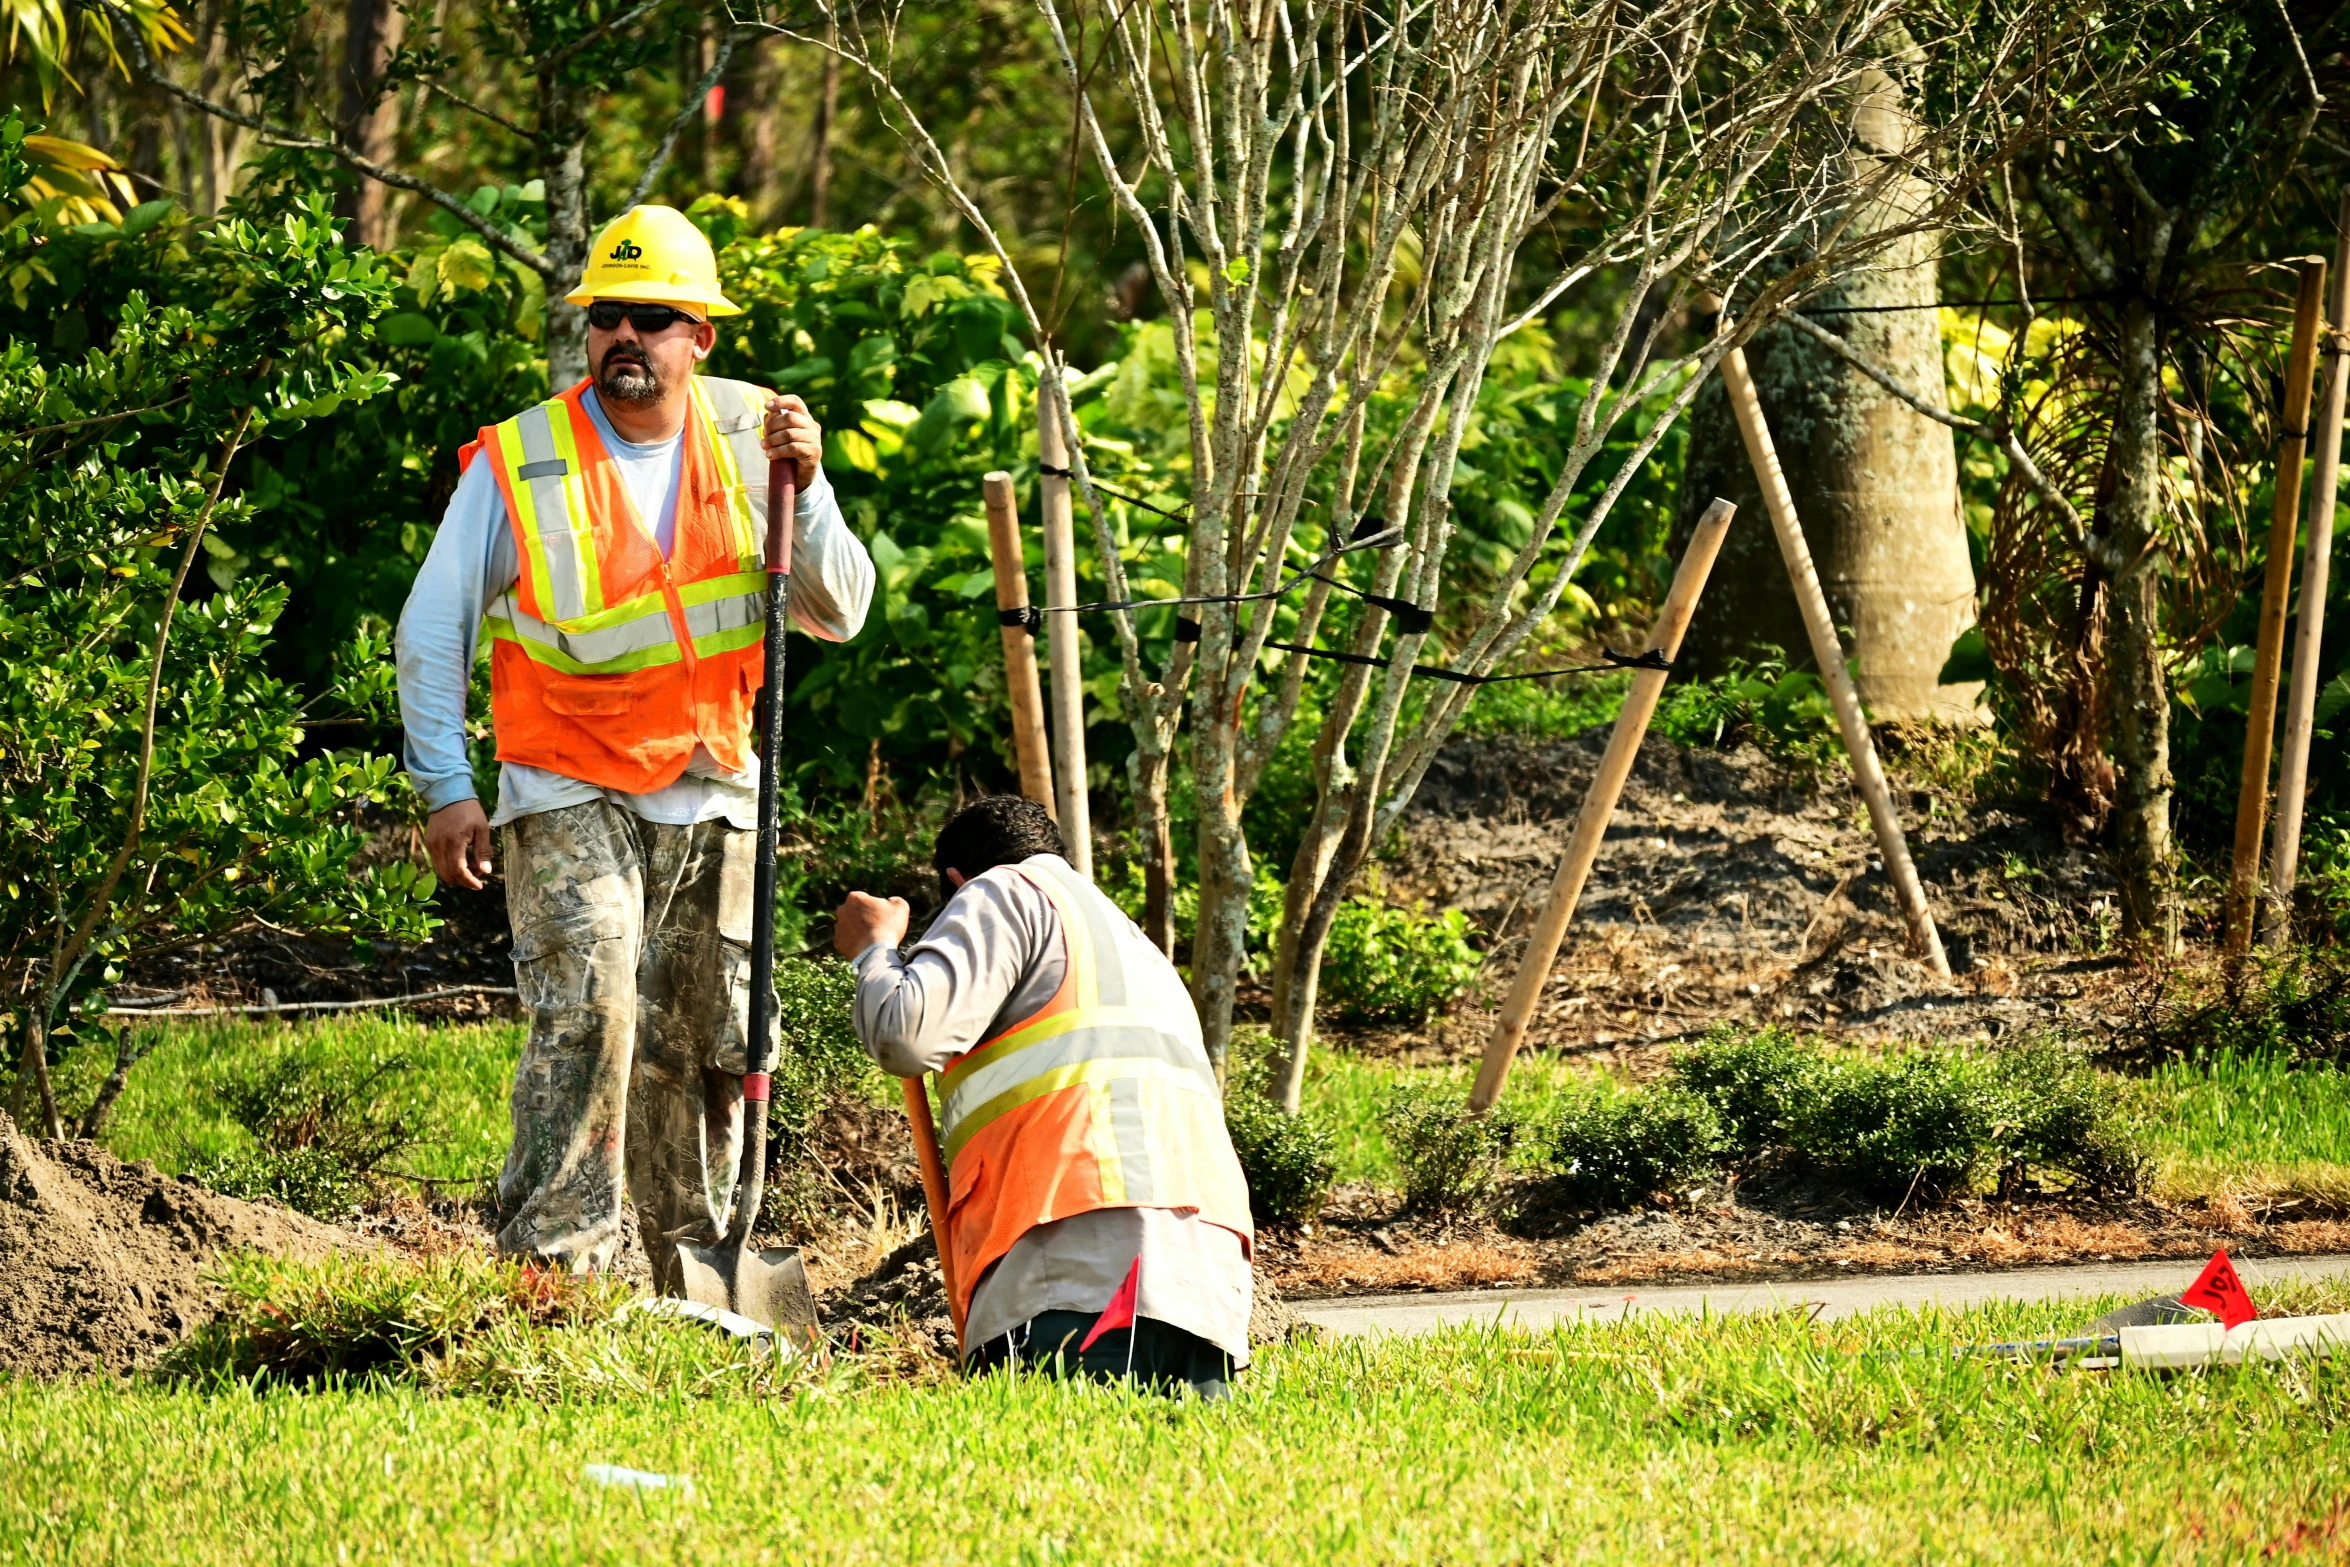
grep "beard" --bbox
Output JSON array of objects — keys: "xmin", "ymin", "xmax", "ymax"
[{"xmin": 597, "ymin": 346, "xmax": 664, "ymax": 405}]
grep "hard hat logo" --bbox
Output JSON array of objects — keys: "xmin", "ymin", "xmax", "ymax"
[{"xmin": 565, "ymin": 204, "xmax": 742, "ymax": 318}]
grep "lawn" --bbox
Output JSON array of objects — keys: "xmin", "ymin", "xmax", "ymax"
[
  {"xmin": 57, "ymin": 1016, "xmax": 525, "ymax": 1186},
  {"xmin": 9, "ymin": 1286, "xmax": 2350, "ymax": 1564},
  {"xmin": 2140, "ymin": 1050, "xmax": 2350, "ymax": 1205},
  {"xmin": 57, "ymin": 1014, "xmax": 2350, "ymax": 1208}
]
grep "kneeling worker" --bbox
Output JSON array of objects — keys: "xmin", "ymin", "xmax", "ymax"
[{"xmin": 834, "ymin": 796, "xmax": 1254, "ymax": 1397}]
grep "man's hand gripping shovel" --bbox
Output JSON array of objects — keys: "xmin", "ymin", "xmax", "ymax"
[{"xmin": 675, "ymin": 458, "xmax": 821, "ymax": 1345}]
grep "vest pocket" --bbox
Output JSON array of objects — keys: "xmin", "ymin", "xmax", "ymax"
[{"xmin": 542, "ymin": 677, "xmax": 632, "ymax": 716}]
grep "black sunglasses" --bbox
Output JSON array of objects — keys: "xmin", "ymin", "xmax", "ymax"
[{"xmin": 586, "ymin": 301, "xmax": 705, "ymax": 334}]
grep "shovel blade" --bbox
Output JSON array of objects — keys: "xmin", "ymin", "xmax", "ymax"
[{"xmin": 674, "ymin": 1241, "xmax": 820, "ymax": 1342}]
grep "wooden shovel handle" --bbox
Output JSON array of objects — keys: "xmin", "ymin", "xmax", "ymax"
[{"xmin": 900, "ymin": 1075, "xmax": 964, "ymax": 1342}]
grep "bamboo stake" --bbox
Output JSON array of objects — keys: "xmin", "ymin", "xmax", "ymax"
[
  {"xmin": 1038, "ymin": 384, "xmax": 1093, "ymax": 878},
  {"xmin": 1720, "ymin": 343, "xmax": 1951, "ymax": 978},
  {"xmin": 982, "ymin": 470, "xmax": 1057, "ymax": 813},
  {"xmin": 2267, "ymin": 215, "xmax": 2350, "ymax": 947},
  {"xmin": 2229, "ymin": 257, "xmax": 2329, "ymax": 954},
  {"xmin": 899, "ymin": 1075, "xmax": 964, "ymax": 1344},
  {"xmin": 1468, "ymin": 498, "xmax": 1738, "ymax": 1114}
]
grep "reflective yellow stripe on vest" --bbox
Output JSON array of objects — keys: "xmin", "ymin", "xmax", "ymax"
[
  {"xmin": 493, "ymin": 399, "xmax": 602, "ymax": 623},
  {"xmin": 693, "ymin": 378, "xmax": 767, "ymax": 571},
  {"xmin": 936, "ymin": 863, "xmax": 1222, "ymax": 1181},
  {"xmin": 481, "ymin": 380, "xmax": 772, "ymax": 675}
]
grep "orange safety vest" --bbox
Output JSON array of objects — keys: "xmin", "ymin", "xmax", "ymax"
[
  {"xmin": 935, "ymin": 856, "xmax": 1254, "ymax": 1326},
  {"xmin": 466, "ymin": 375, "xmax": 776, "ymax": 794}
]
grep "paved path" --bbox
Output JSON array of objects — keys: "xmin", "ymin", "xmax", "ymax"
[{"xmin": 1292, "ymin": 1253, "xmax": 2350, "ymax": 1337}]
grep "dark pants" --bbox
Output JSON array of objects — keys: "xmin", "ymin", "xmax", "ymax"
[{"xmin": 965, "ymin": 1312, "xmax": 1236, "ymax": 1401}]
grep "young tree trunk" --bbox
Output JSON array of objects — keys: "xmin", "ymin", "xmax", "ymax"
[
  {"xmin": 1129, "ymin": 744, "xmax": 1177, "ymax": 955},
  {"xmin": 1188, "ymin": 752, "xmax": 1250, "ymax": 1065},
  {"xmin": 337, "ymin": 0, "xmax": 405, "ymax": 249},
  {"xmin": 542, "ymin": 125, "xmax": 590, "ymax": 390},
  {"xmin": 2100, "ymin": 296, "xmax": 2178, "ymax": 946},
  {"xmin": 19, "ymin": 1009, "xmax": 62, "ymax": 1141},
  {"xmin": 810, "ymin": 18, "xmax": 839, "ymax": 228}
]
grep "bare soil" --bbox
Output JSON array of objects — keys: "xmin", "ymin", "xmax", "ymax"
[
  {"xmin": 1382, "ymin": 728, "xmax": 2134, "ymax": 1063},
  {"xmin": 0, "ymin": 1114, "xmax": 363, "ymax": 1379}
]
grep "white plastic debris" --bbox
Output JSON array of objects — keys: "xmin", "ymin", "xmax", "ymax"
[
  {"xmin": 2118, "ymin": 1314, "xmax": 2350, "ymax": 1370},
  {"xmin": 616, "ymin": 1295, "xmax": 771, "ymax": 1342},
  {"xmin": 582, "ymin": 1464, "xmax": 694, "ymax": 1498}
]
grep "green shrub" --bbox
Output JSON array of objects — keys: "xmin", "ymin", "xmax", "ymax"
[
  {"xmin": 180, "ymin": 1144, "xmax": 372, "ymax": 1219},
  {"xmin": 1652, "ymin": 650, "xmax": 1840, "ymax": 761},
  {"xmin": 1677, "ymin": 1030, "xmax": 2147, "ymax": 1204},
  {"xmin": 181, "ymin": 1051, "xmax": 426, "ymax": 1217},
  {"xmin": 1668, "ymin": 1025, "xmax": 1822, "ymax": 1151},
  {"xmin": 1222, "ymin": 1055, "xmax": 1340, "ymax": 1227},
  {"xmin": 1550, "ymin": 1086, "xmax": 1729, "ymax": 1209},
  {"xmin": 2103, "ymin": 948, "xmax": 2350, "ymax": 1067},
  {"xmin": 1320, "ymin": 901, "xmax": 1485, "ymax": 1025},
  {"xmin": 1787, "ymin": 1051, "xmax": 2007, "ymax": 1205},
  {"xmin": 770, "ymin": 956, "xmax": 887, "ymax": 1161},
  {"xmin": 1378, "ymin": 1081, "xmax": 1531, "ymax": 1213},
  {"xmin": 1988, "ymin": 1036, "xmax": 2150, "ymax": 1196}
]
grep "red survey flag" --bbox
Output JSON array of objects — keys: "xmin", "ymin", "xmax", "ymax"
[
  {"xmin": 1078, "ymin": 1257, "xmax": 1141, "ymax": 1353},
  {"xmin": 2182, "ymin": 1248, "xmax": 2258, "ymax": 1328}
]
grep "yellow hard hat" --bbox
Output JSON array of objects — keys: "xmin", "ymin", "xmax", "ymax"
[{"xmin": 564, "ymin": 204, "xmax": 741, "ymax": 316}]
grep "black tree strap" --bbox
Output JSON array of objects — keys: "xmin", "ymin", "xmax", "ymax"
[
  {"xmin": 1037, "ymin": 463, "xmax": 1189, "ymax": 522},
  {"xmin": 1308, "ymin": 573, "xmax": 1435, "ymax": 634},
  {"xmin": 1260, "ymin": 639, "xmax": 1671, "ymax": 684},
  {"xmin": 991, "ymin": 526, "xmax": 1405, "ymax": 635}
]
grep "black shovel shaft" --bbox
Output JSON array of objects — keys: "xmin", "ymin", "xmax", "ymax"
[{"xmin": 729, "ymin": 463, "xmax": 795, "ymax": 1252}]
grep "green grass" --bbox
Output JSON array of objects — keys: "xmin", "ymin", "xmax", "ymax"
[
  {"xmin": 12, "ymin": 1283, "xmax": 2350, "ymax": 1563},
  {"xmin": 2138, "ymin": 1049, "xmax": 2350, "ymax": 1204},
  {"xmin": 53, "ymin": 1017, "xmax": 2350, "ymax": 1211},
  {"xmin": 56, "ymin": 1016, "xmax": 523, "ymax": 1186},
  {"xmin": 1291, "ymin": 1046, "xmax": 1611, "ymax": 1187}
]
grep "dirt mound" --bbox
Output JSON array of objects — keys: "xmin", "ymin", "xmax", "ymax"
[
  {"xmin": 0, "ymin": 1116, "xmax": 363, "ymax": 1378},
  {"xmin": 1389, "ymin": 729, "xmax": 2130, "ymax": 1055}
]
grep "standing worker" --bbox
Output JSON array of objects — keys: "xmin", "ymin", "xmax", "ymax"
[
  {"xmin": 835, "ymin": 796, "xmax": 1255, "ymax": 1397},
  {"xmin": 396, "ymin": 205, "xmax": 874, "ymax": 1287}
]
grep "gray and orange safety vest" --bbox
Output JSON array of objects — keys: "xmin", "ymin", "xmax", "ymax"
[
  {"xmin": 464, "ymin": 375, "xmax": 775, "ymax": 794},
  {"xmin": 936, "ymin": 855, "xmax": 1254, "ymax": 1324}
]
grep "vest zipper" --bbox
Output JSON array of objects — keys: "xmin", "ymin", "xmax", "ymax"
[{"xmin": 660, "ymin": 562, "xmax": 697, "ymax": 675}]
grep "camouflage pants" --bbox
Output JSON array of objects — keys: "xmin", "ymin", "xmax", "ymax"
[{"xmin": 495, "ymin": 801, "xmax": 769, "ymax": 1289}]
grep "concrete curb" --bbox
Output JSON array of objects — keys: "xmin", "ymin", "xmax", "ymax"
[{"xmin": 1292, "ymin": 1253, "xmax": 2350, "ymax": 1337}]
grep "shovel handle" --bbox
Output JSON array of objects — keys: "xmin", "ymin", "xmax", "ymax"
[
  {"xmin": 900, "ymin": 1075, "xmax": 963, "ymax": 1342},
  {"xmin": 727, "ymin": 463, "xmax": 795, "ymax": 1254}
]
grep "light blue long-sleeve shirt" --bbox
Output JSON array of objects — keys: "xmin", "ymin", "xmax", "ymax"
[{"xmin": 394, "ymin": 384, "xmax": 874, "ymax": 827}]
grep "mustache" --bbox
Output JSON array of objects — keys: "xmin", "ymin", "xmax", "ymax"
[{"xmin": 600, "ymin": 345, "xmax": 651, "ymax": 370}]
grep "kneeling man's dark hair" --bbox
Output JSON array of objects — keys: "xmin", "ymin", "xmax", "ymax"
[{"xmin": 934, "ymin": 796, "xmax": 1064, "ymax": 892}]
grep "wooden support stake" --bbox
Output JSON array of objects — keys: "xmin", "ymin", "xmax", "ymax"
[
  {"xmin": 1468, "ymin": 498, "xmax": 1738, "ymax": 1115},
  {"xmin": 899, "ymin": 1075, "xmax": 963, "ymax": 1345},
  {"xmin": 1039, "ymin": 383, "xmax": 1093, "ymax": 878},
  {"xmin": 1720, "ymin": 343, "xmax": 1951, "ymax": 978},
  {"xmin": 2267, "ymin": 216, "xmax": 2350, "ymax": 947},
  {"xmin": 2229, "ymin": 257, "xmax": 2329, "ymax": 953},
  {"xmin": 981, "ymin": 470, "xmax": 1056, "ymax": 813}
]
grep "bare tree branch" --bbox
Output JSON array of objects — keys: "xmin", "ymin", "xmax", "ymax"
[
  {"xmin": 424, "ymin": 78, "xmax": 538, "ymax": 143},
  {"xmin": 1781, "ymin": 309, "xmax": 2100, "ymax": 561}
]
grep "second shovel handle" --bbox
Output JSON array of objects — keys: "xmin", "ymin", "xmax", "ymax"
[{"xmin": 900, "ymin": 1075, "xmax": 962, "ymax": 1338}]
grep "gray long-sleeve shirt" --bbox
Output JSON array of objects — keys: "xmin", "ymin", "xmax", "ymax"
[
  {"xmin": 394, "ymin": 383, "xmax": 874, "ymax": 826},
  {"xmin": 854, "ymin": 855, "xmax": 1253, "ymax": 1365}
]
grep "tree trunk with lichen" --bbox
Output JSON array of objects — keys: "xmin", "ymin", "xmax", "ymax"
[
  {"xmin": 2098, "ymin": 297, "xmax": 2178, "ymax": 946},
  {"xmin": 540, "ymin": 93, "xmax": 590, "ymax": 390},
  {"xmin": 1674, "ymin": 57, "xmax": 1979, "ymax": 723}
]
